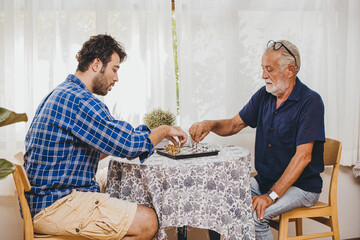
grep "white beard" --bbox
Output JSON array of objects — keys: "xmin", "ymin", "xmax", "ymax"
[{"xmin": 265, "ymin": 75, "xmax": 289, "ymax": 96}]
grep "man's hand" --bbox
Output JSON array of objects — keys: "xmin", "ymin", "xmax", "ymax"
[
  {"xmin": 189, "ymin": 121, "xmax": 214, "ymax": 143},
  {"xmin": 149, "ymin": 125, "xmax": 188, "ymax": 148},
  {"xmin": 252, "ymin": 194, "xmax": 274, "ymax": 221},
  {"xmin": 189, "ymin": 115, "xmax": 247, "ymax": 143},
  {"xmin": 166, "ymin": 126, "xmax": 188, "ymax": 147}
]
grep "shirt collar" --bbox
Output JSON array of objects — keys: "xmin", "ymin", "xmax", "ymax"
[
  {"xmin": 66, "ymin": 74, "xmax": 91, "ymax": 92},
  {"xmin": 286, "ymin": 77, "xmax": 303, "ymax": 102}
]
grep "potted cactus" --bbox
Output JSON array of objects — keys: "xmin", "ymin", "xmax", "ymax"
[
  {"xmin": 0, "ymin": 107, "xmax": 28, "ymax": 180},
  {"xmin": 143, "ymin": 108, "xmax": 176, "ymax": 148}
]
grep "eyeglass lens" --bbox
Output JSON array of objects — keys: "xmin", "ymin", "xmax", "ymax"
[{"xmin": 274, "ymin": 42, "xmax": 283, "ymax": 50}]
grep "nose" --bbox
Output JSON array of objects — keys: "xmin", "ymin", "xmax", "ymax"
[
  {"xmin": 114, "ymin": 73, "xmax": 119, "ymax": 82},
  {"xmin": 262, "ymin": 69, "xmax": 268, "ymax": 79}
]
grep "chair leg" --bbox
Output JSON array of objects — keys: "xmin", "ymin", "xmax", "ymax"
[
  {"xmin": 295, "ymin": 218, "xmax": 303, "ymax": 236},
  {"xmin": 208, "ymin": 229, "xmax": 220, "ymax": 240},
  {"xmin": 330, "ymin": 210, "xmax": 340, "ymax": 240},
  {"xmin": 177, "ymin": 226, "xmax": 187, "ymax": 240},
  {"xmin": 278, "ymin": 215, "xmax": 290, "ymax": 240}
]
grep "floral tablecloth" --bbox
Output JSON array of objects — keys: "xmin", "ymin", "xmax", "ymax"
[{"xmin": 106, "ymin": 144, "xmax": 255, "ymax": 240}]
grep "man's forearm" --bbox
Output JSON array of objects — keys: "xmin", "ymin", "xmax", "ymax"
[
  {"xmin": 271, "ymin": 142, "xmax": 314, "ymax": 197},
  {"xmin": 212, "ymin": 114, "xmax": 247, "ymax": 136},
  {"xmin": 148, "ymin": 125, "xmax": 170, "ymax": 147},
  {"xmin": 148, "ymin": 125, "xmax": 188, "ymax": 147},
  {"xmin": 210, "ymin": 119, "xmax": 235, "ymax": 136},
  {"xmin": 189, "ymin": 114, "xmax": 246, "ymax": 143}
]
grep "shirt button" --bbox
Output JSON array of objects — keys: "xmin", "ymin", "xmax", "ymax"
[
  {"xmin": 268, "ymin": 144, "xmax": 272, "ymax": 148},
  {"xmin": 271, "ymin": 128, "xmax": 274, "ymax": 131},
  {"xmin": 95, "ymin": 200, "xmax": 99, "ymax": 204},
  {"xmin": 75, "ymin": 228, "xmax": 80, "ymax": 233},
  {"xmin": 274, "ymin": 111, "xmax": 277, "ymax": 115}
]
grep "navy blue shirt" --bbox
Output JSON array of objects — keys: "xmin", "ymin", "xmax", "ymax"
[{"xmin": 239, "ymin": 78, "xmax": 325, "ymax": 194}]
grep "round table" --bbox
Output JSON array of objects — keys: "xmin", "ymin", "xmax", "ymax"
[{"xmin": 106, "ymin": 144, "xmax": 255, "ymax": 240}]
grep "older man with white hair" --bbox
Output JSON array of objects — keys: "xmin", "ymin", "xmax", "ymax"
[{"xmin": 189, "ymin": 40, "xmax": 325, "ymax": 239}]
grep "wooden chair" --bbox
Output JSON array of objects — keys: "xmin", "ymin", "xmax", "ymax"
[
  {"xmin": 269, "ymin": 138, "xmax": 342, "ymax": 240},
  {"xmin": 11, "ymin": 153, "xmax": 74, "ymax": 240}
]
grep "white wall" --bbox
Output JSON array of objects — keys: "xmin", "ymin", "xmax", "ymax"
[{"xmin": 0, "ymin": 178, "xmax": 24, "ymax": 240}]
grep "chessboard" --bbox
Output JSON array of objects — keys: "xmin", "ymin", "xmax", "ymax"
[{"xmin": 156, "ymin": 145, "xmax": 219, "ymax": 160}]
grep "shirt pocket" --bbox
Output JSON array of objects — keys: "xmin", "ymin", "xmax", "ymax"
[{"xmin": 275, "ymin": 118, "xmax": 297, "ymax": 144}]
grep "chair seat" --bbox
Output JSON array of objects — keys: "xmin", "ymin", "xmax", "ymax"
[
  {"xmin": 299, "ymin": 201, "xmax": 328, "ymax": 209},
  {"xmin": 34, "ymin": 234, "xmax": 87, "ymax": 239},
  {"xmin": 34, "ymin": 235, "xmax": 70, "ymax": 239},
  {"xmin": 270, "ymin": 201, "xmax": 330, "ymax": 224},
  {"xmin": 281, "ymin": 201, "xmax": 333, "ymax": 220}
]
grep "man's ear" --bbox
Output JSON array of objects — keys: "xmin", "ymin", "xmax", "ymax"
[
  {"xmin": 91, "ymin": 58, "xmax": 103, "ymax": 73},
  {"xmin": 287, "ymin": 64, "xmax": 296, "ymax": 77}
]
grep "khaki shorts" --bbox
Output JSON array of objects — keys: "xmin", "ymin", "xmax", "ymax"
[{"xmin": 33, "ymin": 190, "xmax": 137, "ymax": 240}]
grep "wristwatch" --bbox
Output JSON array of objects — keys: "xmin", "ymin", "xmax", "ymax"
[{"xmin": 267, "ymin": 190, "xmax": 279, "ymax": 202}]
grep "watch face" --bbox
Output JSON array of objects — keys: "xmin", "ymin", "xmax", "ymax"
[
  {"xmin": 268, "ymin": 191, "xmax": 278, "ymax": 201},
  {"xmin": 269, "ymin": 192, "xmax": 274, "ymax": 199}
]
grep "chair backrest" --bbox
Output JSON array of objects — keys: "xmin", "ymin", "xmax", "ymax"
[
  {"xmin": 323, "ymin": 138, "xmax": 342, "ymax": 207},
  {"xmin": 12, "ymin": 161, "xmax": 35, "ymax": 240}
]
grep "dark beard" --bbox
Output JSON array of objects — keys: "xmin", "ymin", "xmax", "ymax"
[{"xmin": 92, "ymin": 72, "xmax": 109, "ymax": 96}]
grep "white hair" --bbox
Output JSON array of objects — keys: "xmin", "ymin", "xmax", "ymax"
[{"xmin": 265, "ymin": 40, "xmax": 301, "ymax": 75}]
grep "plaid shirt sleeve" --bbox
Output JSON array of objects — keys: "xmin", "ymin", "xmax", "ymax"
[{"xmin": 72, "ymin": 96, "xmax": 154, "ymax": 162}]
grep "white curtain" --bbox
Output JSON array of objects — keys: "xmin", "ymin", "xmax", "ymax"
[
  {"xmin": 175, "ymin": 0, "xmax": 360, "ymax": 167},
  {"xmin": 0, "ymin": 0, "xmax": 176, "ymax": 165}
]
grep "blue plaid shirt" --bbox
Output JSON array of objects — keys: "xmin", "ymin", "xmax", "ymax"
[{"xmin": 24, "ymin": 74, "xmax": 154, "ymax": 217}]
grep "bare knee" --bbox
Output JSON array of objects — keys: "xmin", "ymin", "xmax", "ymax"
[
  {"xmin": 126, "ymin": 205, "xmax": 158, "ymax": 239},
  {"xmin": 140, "ymin": 205, "xmax": 158, "ymax": 237}
]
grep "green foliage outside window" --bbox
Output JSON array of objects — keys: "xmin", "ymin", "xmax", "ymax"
[{"xmin": 172, "ymin": 10, "xmax": 180, "ymax": 115}]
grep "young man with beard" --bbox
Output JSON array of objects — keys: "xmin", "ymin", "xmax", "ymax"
[
  {"xmin": 189, "ymin": 40, "xmax": 325, "ymax": 239},
  {"xmin": 24, "ymin": 34, "xmax": 187, "ymax": 240}
]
